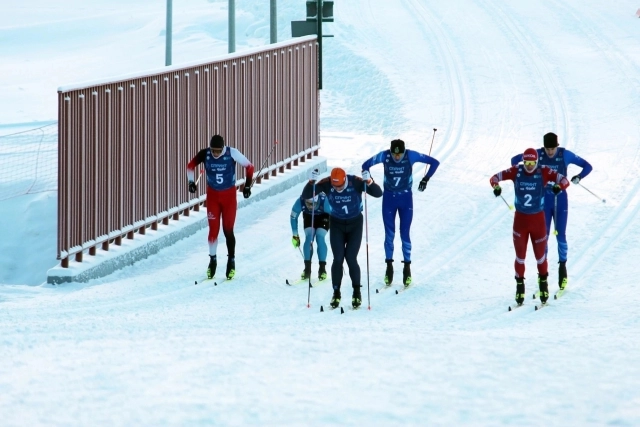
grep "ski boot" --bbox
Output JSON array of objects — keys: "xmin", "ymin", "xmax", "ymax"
[
  {"xmin": 226, "ymin": 256, "xmax": 236, "ymax": 280},
  {"xmin": 301, "ymin": 260, "xmax": 312, "ymax": 280},
  {"xmin": 384, "ymin": 259, "xmax": 394, "ymax": 285},
  {"xmin": 352, "ymin": 285, "xmax": 362, "ymax": 309},
  {"xmin": 402, "ymin": 261, "xmax": 412, "ymax": 287},
  {"xmin": 538, "ymin": 273, "xmax": 549, "ymax": 304},
  {"xmin": 558, "ymin": 261, "xmax": 567, "ymax": 290},
  {"xmin": 330, "ymin": 288, "xmax": 341, "ymax": 309},
  {"xmin": 515, "ymin": 277, "xmax": 525, "ymax": 305},
  {"xmin": 207, "ymin": 255, "xmax": 217, "ymax": 279},
  {"xmin": 318, "ymin": 261, "xmax": 327, "ymax": 281}
]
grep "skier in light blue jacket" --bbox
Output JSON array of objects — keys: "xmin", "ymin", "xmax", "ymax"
[{"xmin": 290, "ymin": 191, "xmax": 332, "ymax": 280}]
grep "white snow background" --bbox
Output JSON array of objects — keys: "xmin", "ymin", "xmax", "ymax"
[{"xmin": 1, "ymin": 0, "xmax": 640, "ymax": 425}]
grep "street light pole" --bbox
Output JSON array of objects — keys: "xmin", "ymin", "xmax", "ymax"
[
  {"xmin": 270, "ymin": 0, "xmax": 277, "ymax": 43},
  {"xmin": 165, "ymin": 0, "xmax": 173, "ymax": 66},
  {"xmin": 317, "ymin": 0, "xmax": 323, "ymax": 89},
  {"xmin": 229, "ymin": 0, "xmax": 236, "ymax": 53}
]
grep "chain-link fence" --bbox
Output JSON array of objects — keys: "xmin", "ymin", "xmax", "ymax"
[{"xmin": 0, "ymin": 123, "xmax": 58, "ymax": 201}]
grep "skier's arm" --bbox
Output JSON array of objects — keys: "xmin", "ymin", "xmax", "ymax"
[
  {"xmin": 564, "ymin": 150, "xmax": 593, "ymax": 180},
  {"xmin": 186, "ymin": 148, "xmax": 208, "ymax": 181},
  {"xmin": 407, "ymin": 151, "xmax": 440, "ymax": 178},
  {"xmin": 361, "ymin": 151, "xmax": 386, "ymax": 171},
  {"xmin": 290, "ymin": 199, "xmax": 302, "ymax": 235},
  {"xmin": 544, "ymin": 167, "xmax": 570, "ymax": 191},
  {"xmin": 489, "ymin": 166, "xmax": 518, "ymax": 187},
  {"xmin": 229, "ymin": 147, "xmax": 255, "ymax": 185},
  {"xmin": 323, "ymin": 198, "xmax": 332, "ymax": 215},
  {"xmin": 353, "ymin": 176, "xmax": 382, "ymax": 197},
  {"xmin": 510, "ymin": 154, "xmax": 523, "ymax": 167}
]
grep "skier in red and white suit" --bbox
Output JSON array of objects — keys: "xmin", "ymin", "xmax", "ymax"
[
  {"xmin": 187, "ymin": 135, "xmax": 254, "ymax": 280},
  {"xmin": 490, "ymin": 148, "xmax": 570, "ymax": 305}
]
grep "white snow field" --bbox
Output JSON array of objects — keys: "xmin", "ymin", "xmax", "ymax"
[{"xmin": 1, "ymin": 0, "xmax": 640, "ymax": 425}]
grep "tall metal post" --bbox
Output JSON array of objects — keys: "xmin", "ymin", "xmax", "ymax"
[
  {"xmin": 229, "ymin": 0, "xmax": 236, "ymax": 53},
  {"xmin": 165, "ymin": 0, "xmax": 173, "ymax": 66},
  {"xmin": 317, "ymin": 0, "xmax": 323, "ymax": 89},
  {"xmin": 270, "ymin": 0, "xmax": 277, "ymax": 43}
]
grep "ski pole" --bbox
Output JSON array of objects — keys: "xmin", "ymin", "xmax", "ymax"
[
  {"xmin": 423, "ymin": 128, "xmax": 438, "ymax": 177},
  {"xmin": 249, "ymin": 140, "xmax": 278, "ymax": 189},
  {"xmin": 578, "ymin": 183, "xmax": 606, "ymax": 203},
  {"xmin": 500, "ymin": 194, "xmax": 514, "ymax": 210},
  {"xmin": 307, "ymin": 180, "xmax": 316, "ymax": 308},
  {"xmin": 195, "ymin": 168, "xmax": 205, "ymax": 185},
  {"xmin": 364, "ymin": 181, "xmax": 371, "ymax": 310},
  {"xmin": 553, "ymin": 195, "xmax": 559, "ymax": 235}
]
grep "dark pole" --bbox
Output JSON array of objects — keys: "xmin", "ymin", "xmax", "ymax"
[
  {"xmin": 165, "ymin": 0, "xmax": 172, "ymax": 66},
  {"xmin": 317, "ymin": 0, "xmax": 323, "ymax": 89},
  {"xmin": 270, "ymin": 0, "xmax": 277, "ymax": 43},
  {"xmin": 229, "ymin": 0, "xmax": 236, "ymax": 53}
]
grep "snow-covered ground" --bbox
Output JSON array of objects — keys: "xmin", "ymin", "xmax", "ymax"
[{"xmin": 1, "ymin": 0, "xmax": 640, "ymax": 425}]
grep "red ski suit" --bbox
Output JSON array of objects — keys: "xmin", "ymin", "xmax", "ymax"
[
  {"xmin": 187, "ymin": 146, "xmax": 254, "ymax": 256},
  {"xmin": 490, "ymin": 165, "xmax": 569, "ymax": 279}
]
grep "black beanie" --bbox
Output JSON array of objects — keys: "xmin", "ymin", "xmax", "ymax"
[
  {"xmin": 210, "ymin": 135, "xmax": 224, "ymax": 149},
  {"xmin": 543, "ymin": 132, "xmax": 558, "ymax": 148},
  {"xmin": 390, "ymin": 139, "xmax": 405, "ymax": 154}
]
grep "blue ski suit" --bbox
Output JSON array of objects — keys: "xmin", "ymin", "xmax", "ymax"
[
  {"xmin": 511, "ymin": 147, "xmax": 592, "ymax": 262},
  {"xmin": 362, "ymin": 149, "xmax": 440, "ymax": 262}
]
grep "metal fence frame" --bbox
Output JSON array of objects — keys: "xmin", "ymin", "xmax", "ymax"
[{"xmin": 57, "ymin": 36, "xmax": 319, "ymax": 267}]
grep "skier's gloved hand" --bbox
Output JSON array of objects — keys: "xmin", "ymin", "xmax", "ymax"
[
  {"xmin": 493, "ymin": 185, "xmax": 502, "ymax": 197},
  {"xmin": 361, "ymin": 170, "xmax": 372, "ymax": 184},
  {"xmin": 571, "ymin": 175, "xmax": 581, "ymax": 184},
  {"xmin": 552, "ymin": 184, "xmax": 562, "ymax": 195},
  {"xmin": 308, "ymin": 168, "xmax": 320, "ymax": 182},
  {"xmin": 243, "ymin": 186, "xmax": 251, "ymax": 198},
  {"xmin": 292, "ymin": 235, "xmax": 300, "ymax": 248},
  {"xmin": 418, "ymin": 176, "xmax": 429, "ymax": 192},
  {"xmin": 188, "ymin": 181, "xmax": 197, "ymax": 193}
]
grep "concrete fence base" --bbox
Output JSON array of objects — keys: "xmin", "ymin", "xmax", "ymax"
[{"xmin": 47, "ymin": 158, "xmax": 326, "ymax": 284}]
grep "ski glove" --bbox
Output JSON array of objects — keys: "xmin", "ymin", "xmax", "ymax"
[
  {"xmin": 493, "ymin": 185, "xmax": 502, "ymax": 197},
  {"xmin": 308, "ymin": 168, "xmax": 320, "ymax": 181},
  {"xmin": 571, "ymin": 175, "xmax": 581, "ymax": 184},
  {"xmin": 418, "ymin": 176, "xmax": 429, "ymax": 192},
  {"xmin": 292, "ymin": 235, "xmax": 300, "ymax": 248},
  {"xmin": 552, "ymin": 184, "xmax": 562, "ymax": 195},
  {"xmin": 243, "ymin": 186, "xmax": 251, "ymax": 198},
  {"xmin": 362, "ymin": 170, "xmax": 372, "ymax": 184},
  {"xmin": 188, "ymin": 181, "xmax": 197, "ymax": 193}
]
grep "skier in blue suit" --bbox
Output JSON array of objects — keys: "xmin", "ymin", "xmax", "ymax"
[
  {"xmin": 362, "ymin": 139, "xmax": 440, "ymax": 287},
  {"xmin": 290, "ymin": 191, "xmax": 332, "ymax": 281},
  {"xmin": 511, "ymin": 132, "xmax": 592, "ymax": 290}
]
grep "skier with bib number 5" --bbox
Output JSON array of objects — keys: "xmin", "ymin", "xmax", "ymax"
[{"xmin": 186, "ymin": 135, "xmax": 254, "ymax": 281}]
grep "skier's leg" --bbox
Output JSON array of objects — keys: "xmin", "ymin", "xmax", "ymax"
[
  {"xmin": 344, "ymin": 215, "xmax": 364, "ymax": 287},
  {"xmin": 530, "ymin": 211, "xmax": 549, "ymax": 276},
  {"xmin": 382, "ymin": 194, "xmax": 397, "ymax": 261},
  {"xmin": 315, "ymin": 228, "xmax": 329, "ymax": 262},
  {"xmin": 555, "ymin": 192, "xmax": 569, "ymax": 263},
  {"xmin": 329, "ymin": 221, "xmax": 346, "ymax": 290},
  {"xmin": 512, "ymin": 212, "xmax": 528, "ymax": 278},
  {"xmin": 220, "ymin": 187, "xmax": 238, "ymax": 258},
  {"xmin": 397, "ymin": 193, "xmax": 414, "ymax": 262},
  {"xmin": 206, "ymin": 188, "xmax": 223, "ymax": 256}
]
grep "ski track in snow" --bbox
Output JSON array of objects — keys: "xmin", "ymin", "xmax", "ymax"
[{"xmin": 2, "ymin": 0, "xmax": 640, "ymax": 425}]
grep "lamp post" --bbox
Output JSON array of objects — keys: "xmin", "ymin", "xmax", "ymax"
[
  {"xmin": 165, "ymin": 0, "xmax": 173, "ymax": 66},
  {"xmin": 290, "ymin": 1, "xmax": 334, "ymax": 89}
]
